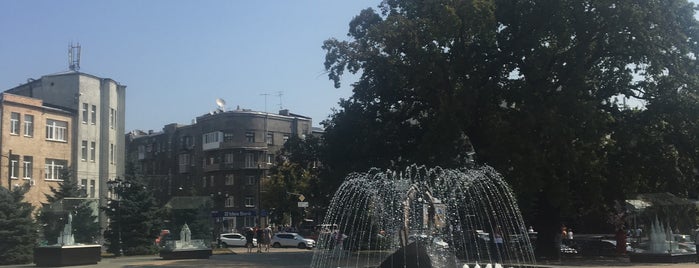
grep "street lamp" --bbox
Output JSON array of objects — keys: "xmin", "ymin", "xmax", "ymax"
[{"xmin": 107, "ymin": 178, "xmax": 130, "ymax": 256}]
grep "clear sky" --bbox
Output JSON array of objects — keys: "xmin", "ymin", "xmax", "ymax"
[{"xmin": 0, "ymin": 0, "xmax": 379, "ymax": 132}]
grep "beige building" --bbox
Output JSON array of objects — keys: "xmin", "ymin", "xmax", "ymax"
[
  {"xmin": 0, "ymin": 93, "xmax": 73, "ymax": 208},
  {"xmin": 5, "ymin": 71, "xmax": 126, "ymax": 234}
]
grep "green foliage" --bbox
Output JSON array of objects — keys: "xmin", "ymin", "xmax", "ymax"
[
  {"xmin": 102, "ymin": 163, "xmax": 163, "ymax": 256},
  {"xmin": 263, "ymin": 135, "xmax": 323, "ymax": 225},
  {"xmin": 37, "ymin": 168, "xmax": 99, "ymax": 245},
  {"xmin": 0, "ymin": 186, "xmax": 38, "ymax": 265},
  {"xmin": 322, "ymin": 0, "xmax": 699, "ymax": 259}
]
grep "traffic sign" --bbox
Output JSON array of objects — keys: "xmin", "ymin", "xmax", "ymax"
[
  {"xmin": 298, "ymin": 195, "xmax": 305, "ymax": 202},
  {"xmin": 298, "ymin": 202, "xmax": 309, "ymax": 207}
]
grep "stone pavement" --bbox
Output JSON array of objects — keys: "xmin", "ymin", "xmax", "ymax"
[{"xmin": 5, "ymin": 248, "xmax": 698, "ymax": 268}]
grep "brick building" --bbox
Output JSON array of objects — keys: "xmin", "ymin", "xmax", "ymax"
[{"xmin": 0, "ymin": 93, "xmax": 73, "ymax": 208}]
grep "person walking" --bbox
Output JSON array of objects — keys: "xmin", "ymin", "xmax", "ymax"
[
  {"xmin": 255, "ymin": 226, "xmax": 264, "ymax": 253},
  {"xmin": 694, "ymin": 224, "xmax": 699, "ymax": 263},
  {"xmin": 245, "ymin": 227, "xmax": 254, "ymax": 253},
  {"xmin": 263, "ymin": 226, "xmax": 272, "ymax": 252}
]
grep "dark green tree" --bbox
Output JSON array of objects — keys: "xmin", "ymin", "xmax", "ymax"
[
  {"xmin": 264, "ymin": 135, "xmax": 321, "ymax": 226},
  {"xmin": 0, "ymin": 186, "xmax": 38, "ymax": 265},
  {"xmin": 37, "ymin": 168, "xmax": 99, "ymax": 244},
  {"xmin": 102, "ymin": 163, "xmax": 162, "ymax": 256},
  {"xmin": 322, "ymin": 0, "xmax": 699, "ymax": 259}
]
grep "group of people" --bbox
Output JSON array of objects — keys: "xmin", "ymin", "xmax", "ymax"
[{"xmin": 244, "ymin": 226, "xmax": 272, "ymax": 253}]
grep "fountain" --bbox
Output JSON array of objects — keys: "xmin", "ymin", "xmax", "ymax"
[
  {"xmin": 159, "ymin": 223, "xmax": 212, "ymax": 259},
  {"xmin": 34, "ymin": 212, "xmax": 101, "ymax": 267},
  {"xmin": 310, "ymin": 165, "xmax": 536, "ymax": 268},
  {"xmin": 629, "ymin": 217, "xmax": 695, "ymax": 263}
]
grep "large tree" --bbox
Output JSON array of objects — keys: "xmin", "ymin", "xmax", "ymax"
[
  {"xmin": 322, "ymin": 0, "xmax": 699, "ymax": 259},
  {"xmin": 0, "ymin": 186, "xmax": 37, "ymax": 265},
  {"xmin": 103, "ymin": 164, "xmax": 162, "ymax": 256}
]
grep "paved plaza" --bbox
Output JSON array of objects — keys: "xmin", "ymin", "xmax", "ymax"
[{"xmin": 4, "ymin": 247, "xmax": 698, "ymax": 268}]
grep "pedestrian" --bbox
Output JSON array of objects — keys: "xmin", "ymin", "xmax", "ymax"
[
  {"xmin": 567, "ymin": 228, "xmax": 574, "ymax": 240},
  {"xmin": 493, "ymin": 226, "xmax": 505, "ymax": 262},
  {"xmin": 256, "ymin": 226, "xmax": 264, "ymax": 253},
  {"xmin": 615, "ymin": 227, "xmax": 627, "ymax": 256},
  {"xmin": 694, "ymin": 224, "xmax": 699, "ymax": 263},
  {"xmin": 263, "ymin": 225, "xmax": 272, "ymax": 252},
  {"xmin": 245, "ymin": 227, "xmax": 254, "ymax": 253}
]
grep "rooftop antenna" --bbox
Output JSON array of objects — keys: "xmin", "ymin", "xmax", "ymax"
[
  {"xmin": 260, "ymin": 93, "xmax": 270, "ymax": 114},
  {"xmin": 276, "ymin": 91, "xmax": 284, "ymax": 110},
  {"xmin": 68, "ymin": 43, "xmax": 81, "ymax": 71}
]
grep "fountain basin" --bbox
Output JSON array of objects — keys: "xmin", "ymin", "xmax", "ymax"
[
  {"xmin": 629, "ymin": 252, "xmax": 695, "ymax": 263},
  {"xmin": 33, "ymin": 245, "xmax": 101, "ymax": 267},
  {"xmin": 159, "ymin": 248, "xmax": 212, "ymax": 260}
]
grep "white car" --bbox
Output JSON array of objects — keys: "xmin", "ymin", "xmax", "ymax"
[
  {"xmin": 271, "ymin": 232, "xmax": 315, "ymax": 249},
  {"xmin": 219, "ymin": 233, "xmax": 257, "ymax": 247}
]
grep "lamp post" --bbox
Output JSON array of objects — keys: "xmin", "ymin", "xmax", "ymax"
[
  {"xmin": 257, "ymin": 164, "xmax": 263, "ymax": 228},
  {"xmin": 107, "ymin": 178, "xmax": 130, "ymax": 256},
  {"xmin": 210, "ymin": 191, "xmax": 228, "ymax": 246}
]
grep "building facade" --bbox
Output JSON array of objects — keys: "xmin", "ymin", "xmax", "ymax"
[
  {"xmin": 0, "ymin": 93, "xmax": 74, "ymax": 208},
  {"xmin": 5, "ymin": 71, "xmax": 126, "ymax": 234},
  {"xmin": 126, "ymin": 108, "xmax": 312, "ymax": 234}
]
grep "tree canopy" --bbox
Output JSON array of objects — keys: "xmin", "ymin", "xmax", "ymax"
[{"xmin": 321, "ymin": 0, "xmax": 699, "ymax": 258}]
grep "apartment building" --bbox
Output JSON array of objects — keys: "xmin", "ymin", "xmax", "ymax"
[
  {"xmin": 0, "ymin": 93, "xmax": 73, "ymax": 208},
  {"xmin": 126, "ymin": 107, "xmax": 312, "ymax": 233}
]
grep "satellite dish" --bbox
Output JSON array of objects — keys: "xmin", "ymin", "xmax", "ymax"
[{"xmin": 216, "ymin": 98, "xmax": 226, "ymax": 108}]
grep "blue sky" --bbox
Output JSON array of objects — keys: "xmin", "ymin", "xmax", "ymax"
[{"xmin": 0, "ymin": 0, "xmax": 379, "ymax": 131}]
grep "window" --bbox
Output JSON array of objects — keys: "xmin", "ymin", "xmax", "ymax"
[
  {"xmin": 210, "ymin": 176, "xmax": 214, "ymax": 187},
  {"xmin": 45, "ymin": 159, "xmax": 66, "ymax": 180},
  {"xmin": 246, "ymin": 175, "xmax": 255, "ymax": 185},
  {"xmin": 23, "ymin": 156, "xmax": 32, "ymax": 179},
  {"xmin": 224, "ymin": 153, "xmax": 234, "ymax": 164},
  {"xmin": 224, "ymin": 132, "xmax": 234, "ymax": 142},
  {"xmin": 23, "ymin": 114, "xmax": 33, "ymax": 137},
  {"xmin": 89, "ymin": 179, "xmax": 96, "ymax": 198},
  {"xmin": 90, "ymin": 142, "xmax": 96, "ymax": 162},
  {"xmin": 283, "ymin": 134, "xmax": 290, "ymax": 143},
  {"xmin": 110, "ymin": 143, "xmax": 115, "ymax": 164},
  {"xmin": 225, "ymin": 174, "xmax": 235, "ymax": 185},
  {"xmin": 245, "ymin": 132, "xmax": 255, "ymax": 143},
  {"xmin": 225, "ymin": 196, "xmax": 234, "ymax": 207},
  {"xmin": 202, "ymin": 177, "xmax": 207, "ymax": 188},
  {"xmin": 266, "ymin": 133, "xmax": 274, "ymax": 145},
  {"xmin": 178, "ymin": 154, "xmax": 191, "ymax": 173},
  {"xmin": 245, "ymin": 196, "xmax": 255, "ymax": 208},
  {"xmin": 46, "ymin": 119, "xmax": 68, "ymax": 141},
  {"xmin": 81, "ymin": 141, "xmax": 88, "ymax": 161},
  {"xmin": 80, "ymin": 179, "xmax": 87, "ymax": 196},
  {"xmin": 10, "ymin": 112, "xmax": 19, "ymax": 134},
  {"xmin": 110, "ymin": 108, "xmax": 115, "ymax": 129},
  {"xmin": 82, "ymin": 103, "xmax": 88, "ymax": 123},
  {"xmin": 244, "ymin": 153, "xmax": 257, "ymax": 168},
  {"xmin": 203, "ymin": 132, "xmax": 221, "ymax": 143},
  {"xmin": 90, "ymin": 105, "xmax": 96, "ymax": 124},
  {"xmin": 9, "ymin": 155, "xmax": 19, "ymax": 179},
  {"xmin": 267, "ymin": 154, "xmax": 274, "ymax": 165}
]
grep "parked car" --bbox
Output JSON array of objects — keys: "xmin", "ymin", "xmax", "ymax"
[
  {"xmin": 219, "ymin": 232, "xmax": 257, "ymax": 247},
  {"xmin": 271, "ymin": 232, "xmax": 315, "ymax": 249}
]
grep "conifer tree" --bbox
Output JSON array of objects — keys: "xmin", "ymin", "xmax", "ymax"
[
  {"xmin": 37, "ymin": 168, "xmax": 99, "ymax": 245},
  {"xmin": 103, "ymin": 163, "xmax": 162, "ymax": 256},
  {"xmin": 0, "ymin": 186, "xmax": 38, "ymax": 265}
]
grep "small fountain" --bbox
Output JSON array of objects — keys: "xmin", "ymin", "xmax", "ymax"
[
  {"xmin": 310, "ymin": 165, "xmax": 536, "ymax": 268},
  {"xmin": 34, "ymin": 212, "xmax": 101, "ymax": 267},
  {"xmin": 159, "ymin": 223, "xmax": 212, "ymax": 259},
  {"xmin": 629, "ymin": 217, "xmax": 695, "ymax": 263}
]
